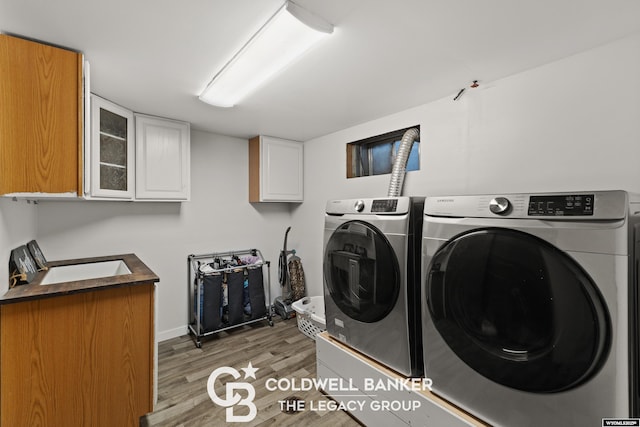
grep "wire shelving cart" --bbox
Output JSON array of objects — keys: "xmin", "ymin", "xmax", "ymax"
[{"xmin": 187, "ymin": 249, "xmax": 273, "ymax": 348}]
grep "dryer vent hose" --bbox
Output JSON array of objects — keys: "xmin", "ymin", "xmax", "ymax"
[{"xmin": 387, "ymin": 127, "xmax": 420, "ymax": 197}]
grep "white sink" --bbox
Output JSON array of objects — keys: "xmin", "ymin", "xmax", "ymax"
[{"xmin": 40, "ymin": 260, "xmax": 131, "ymax": 285}]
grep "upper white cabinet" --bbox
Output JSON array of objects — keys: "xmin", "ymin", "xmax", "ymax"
[
  {"xmin": 249, "ymin": 136, "xmax": 303, "ymax": 202},
  {"xmin": 87, "ymin": 94, "xmax": 190, "ymax": 201},
  {"xmin": 135, "ymin": 114, "xmax": 190, "ymax": 201},
  {"xmin": 89, "ymin": 94, "xmax": 135, "ymax": 199}
]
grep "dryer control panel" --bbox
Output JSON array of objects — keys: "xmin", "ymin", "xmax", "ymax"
[{"xmin": 528, "ymin": 194, "xmax": 594, "ymax": 216}]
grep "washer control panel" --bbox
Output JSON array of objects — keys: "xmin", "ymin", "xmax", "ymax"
[
  {"xmin": 527, "ymin": 194, "xmax": 594, "ymax": 216},
  {"xmin": 371, "ymin": 199, "xmax": 398, "ymax": 213},
  {"xmin": 424, "ymin": 191, "xmax": 625, "ymax": 219},
  {"xmin": 326, "ymin": 197, "xmax": 414, "ymax": 215}
]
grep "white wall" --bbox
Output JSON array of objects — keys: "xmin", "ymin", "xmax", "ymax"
[
  {"xmin": 294, "ymin": 33, "xmax": 640, "ymax": 298},
  {"xmin": 8, "ymin": 32, "xmax": 640, "ymax": 341},
  {"xmin": 36, "ymin": 130, "xmax": 293, "ymax": 341},
  {"xmin": 0, "ymin": 199, "xmax": 38, "ymax": 295}
]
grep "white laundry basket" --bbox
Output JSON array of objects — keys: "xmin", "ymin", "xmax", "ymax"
[{"xmin": 291, "ymin": 296, "xmax": 326, "ymax": 340}]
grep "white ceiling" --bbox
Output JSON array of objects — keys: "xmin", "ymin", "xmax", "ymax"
[{"xmin": 2, "ymin": 0, "xmax": 640, "ymax": 142}]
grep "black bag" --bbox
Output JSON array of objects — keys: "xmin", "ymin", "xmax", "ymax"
[
  {"xmin": 27, "ymin": 240, "xmax": 48, "ymax": 270},
  {"xmin": 202, "ymin": 273, "xmax": 223, "ymax": 332},
  {"xmin": 247, "ymin": 266, "xmax": 266, "ymax": 319},
  {"xmin": 9, "ymin": 245, "xmax": 38, "ymax": 287},
  {"xmin": 226, "ymin": 270, "xmax": 245, "ymax": 325}
]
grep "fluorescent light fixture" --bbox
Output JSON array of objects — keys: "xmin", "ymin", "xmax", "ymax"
[{"xmin": 199, "ymin": 0, "xmax": 333, "ymax": 108}]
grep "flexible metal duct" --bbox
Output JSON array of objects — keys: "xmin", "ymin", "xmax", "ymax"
[{"xmin": 387, "ymin": 128, "xmax": 420, "ymax": 197}]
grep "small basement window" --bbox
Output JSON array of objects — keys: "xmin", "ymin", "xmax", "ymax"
[{"xmin": 346, "ymin": 126, "xmax": 420, "ymax": 178}]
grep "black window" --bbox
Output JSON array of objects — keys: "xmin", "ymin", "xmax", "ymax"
[{"xmin": 346, "ymin": 126, "xmax": 420, "ymax": 178}]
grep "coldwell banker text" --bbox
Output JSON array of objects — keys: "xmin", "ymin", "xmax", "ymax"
[{"xmin": 265, "ymin": 377, "xmax": 433, "ymax": 393}]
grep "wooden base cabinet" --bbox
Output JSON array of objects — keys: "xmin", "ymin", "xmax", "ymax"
[{"xmin": 0, "ymin": 284, "xmax": 154, "ymax": 427}]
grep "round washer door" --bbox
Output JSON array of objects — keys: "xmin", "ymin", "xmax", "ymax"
[
  {"xmin": 426, "ymin": 227, "xmax": 611, "ymax": 393},
  {"xmin": 324, "ymin": 220, "xmax": 400, "ymax": 323}
]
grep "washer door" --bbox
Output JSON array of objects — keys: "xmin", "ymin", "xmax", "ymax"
[
  {"xmin": 426, "ymin": 228, "xmax": 611, "ymax": 393},
  {"xmin": 324, "ymin": 220, "xmax": 400, "ymax": 323}
]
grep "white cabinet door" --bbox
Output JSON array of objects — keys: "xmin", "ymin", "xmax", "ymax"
[
  {"xmin": 250, "ymin": 136, "xmax": 303, "ymax": 202},
  {"xmin": 89, "ymin": 94, "xmax": 135, "ymax": 199},
  {"xmin": 135, "ymin": 114, "xmax": 190, "ymax": 201}
]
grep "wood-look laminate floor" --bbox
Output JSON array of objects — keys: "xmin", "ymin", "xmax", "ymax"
[{"xmin": 141, "ymin": 317, "xmax": 362, "ymax": 427}]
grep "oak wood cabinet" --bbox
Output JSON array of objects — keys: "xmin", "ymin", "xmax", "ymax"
[
  {"xmin": 0, "ymin": 34, "xmax": 83, "ymax": 197},
  {"xmin": 248, "ymin": 135, "xmax": 303, "ymax": 202},
  {"xmin": 0, "ymin": 283, "xmax": 155, "ymax": 427}
]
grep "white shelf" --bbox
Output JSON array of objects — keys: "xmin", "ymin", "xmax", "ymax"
[{"xmin": 315, "ymin": 332, "xmax": 489, "ymax": 427}]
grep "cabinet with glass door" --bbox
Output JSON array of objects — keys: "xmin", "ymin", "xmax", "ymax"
[{"xmin": 89, "ymin": 94, "xmax": 135, "ymax": 199}]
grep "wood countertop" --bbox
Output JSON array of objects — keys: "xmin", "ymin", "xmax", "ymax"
[{"xmin": 1, "ymin": 253, "xmax": 159, "ymax": 305}]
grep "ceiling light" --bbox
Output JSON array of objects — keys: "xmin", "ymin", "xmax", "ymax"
[{"xmin": 198, "ymin": 1, "xmax": 334, "ymax": 108}]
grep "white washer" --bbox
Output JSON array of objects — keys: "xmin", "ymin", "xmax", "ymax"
[
  {"xmin": 324, "ymin": 196, "xmax": 424, "ymax": 377},
  {"xmin": 422, "ymin": 191, "xmax": 640, "ymax": 426}
]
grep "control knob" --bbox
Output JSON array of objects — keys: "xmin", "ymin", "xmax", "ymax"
[
  {"xmin": 489, "ymin": 197, "xmax": 511, "ymax": 215},
  {"xmin": 354, "ymin": 200, "xmax": 365, "ymax": 212}
]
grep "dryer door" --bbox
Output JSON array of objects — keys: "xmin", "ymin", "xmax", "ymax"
[
  {"xmin": 426, "ymin": 227, "xmax": 611, "ymax": 393},
  {"xmin": 324, "ymin": 220, "xmax": 400, "ymax": 323}
]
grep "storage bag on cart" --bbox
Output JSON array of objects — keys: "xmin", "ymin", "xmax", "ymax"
[
  {"xmin": 202, "ymin": 273, "xmax": 223, "ymax": 332},
  {"xmin": 227, "ymin": 270, "xmax": 245, "ymax": 325},
  {"xmin": 247, "ymin": 266, "xmax": 266, "ymax": 319}
]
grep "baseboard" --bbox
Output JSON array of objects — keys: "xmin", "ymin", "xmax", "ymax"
[{"xmin": 157, "ymin": 325, "xmax": 188, "ymax": 342}]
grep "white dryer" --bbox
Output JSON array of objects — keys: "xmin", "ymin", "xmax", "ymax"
[
  {"xmin": 324, "ymin": 196, "xmax": 424, "ymax": 377},
  {"xmin": 422, "ymin": 191, "xmax": 640, "ymax": 426}
]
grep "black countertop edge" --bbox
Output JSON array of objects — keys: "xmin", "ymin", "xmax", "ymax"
[{"xmin": 1, "ymin": 253, "xmax": 159, "ymax": 305}]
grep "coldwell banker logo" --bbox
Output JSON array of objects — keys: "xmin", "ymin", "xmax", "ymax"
[
  {"xmin": 207, "ymin": 362, "xmax": 259, "ymax": 422},
  {"xmin": 208, "ymin": 361, "xmax": 431, "ymax": 422}
]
